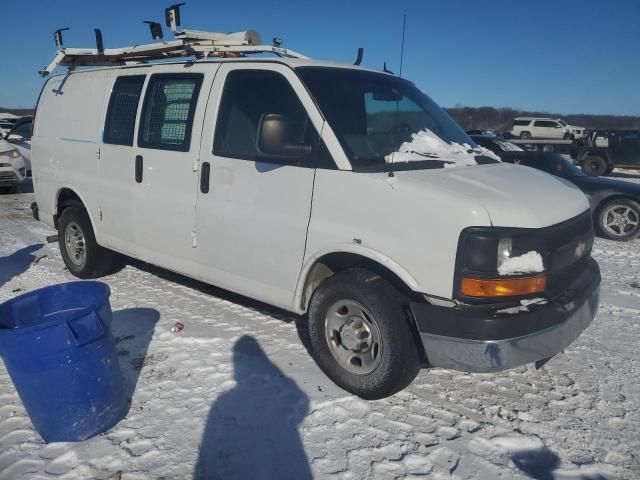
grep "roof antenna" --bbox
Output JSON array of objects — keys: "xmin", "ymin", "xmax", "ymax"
[
  {"xmin": 399, "ymin": 14, "xmax": 406, "ymax": 77},
  {"xmin": 354, "ymin": 47, "xmax": 363, "ymax": 65},
  {"xmin": 383, "ymin": 62, "xmax": 394, "ymax": 74},
  {"xmin": 144, "ymin": 21, "xmax": 164, "ymax": 40},
  {"xmin": 165, "ymin": 3, "xmax": 186, "ymax": 33},
  {"xmin": 94, "ymin": 29, "xmax": 104, "ymax": 54}
]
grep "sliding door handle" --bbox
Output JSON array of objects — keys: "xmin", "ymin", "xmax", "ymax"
[
  {"xmin": 200, "ymin": 161, "xmax": 211, "ymax": 193},
  {"xmin": 135, "ymin": 155, "xmax": 143, "ymax": 183}
]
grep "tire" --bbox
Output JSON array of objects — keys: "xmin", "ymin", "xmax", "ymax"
[
  {"xmin": 542, "ymin": 145, "xmax": 554, "ymax": 153},
  {"xmin": 520, "ymin": 131, "xmax": 532, "ymax": 140},
  {"xmin": 596, "ymin": 198, "xmax": 640, "ymax": 241},
  {"xmin": 58, "ymin": 206, "xmax": 114, "ymax": 278},
  {"xmin": 582, "ymin": 156, "xmax": 608, "ymax": 176},
  {"xmin": 307, "ymin": 268, "xmax": 421, "ymax": 400}
]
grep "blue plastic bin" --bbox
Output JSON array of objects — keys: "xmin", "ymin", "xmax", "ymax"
[{"xmin": 0, "ymin": 281, "xmax": 127, "ymax": 442}]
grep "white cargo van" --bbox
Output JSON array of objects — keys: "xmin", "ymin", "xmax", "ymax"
[{"xmin": 31, "ymin": 16, "xmax": 600, "ymax": 399}]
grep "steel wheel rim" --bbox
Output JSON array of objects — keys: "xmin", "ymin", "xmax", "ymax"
[
  {"xmin": 64, "ymin": 221, "xmax": 87, "ymax": 266},
  {"xmin": 324, "ymin": 299, "xmax": 382, "ymax": 375},
  {"xmin": 603, "ymin": 204, "xmax": 640, "ymax": 237}
]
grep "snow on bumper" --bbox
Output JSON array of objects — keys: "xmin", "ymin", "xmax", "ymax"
[{"xmin": 411, "ymin": 258, "xmax": 600, "ymax": 373}]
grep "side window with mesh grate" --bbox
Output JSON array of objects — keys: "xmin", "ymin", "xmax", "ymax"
[
  {"xmin": 104, "ymin": 75, "xmax": 145, "ymax": 146},
  {"xmin": 138, "ymin": 73, "xmax": 203, "ymax": 152}
]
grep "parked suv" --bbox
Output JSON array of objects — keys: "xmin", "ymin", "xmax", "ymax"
[
  {"xmin": 32, "ymin": 58, "xmax": 600, "ymax": 399},
  {"xmin": 573, "ymin": 130, "xmax": 640, "ymax": 176},
  {"xmin": 1, "ymin": 116, "xmax": 32, "ymax": 173},
  {"xmin": 511, "ymin": 117, "xmax": 585, "ymax": 140},
  {"xmin": 0, "ymin": 138, "xmax": 28, "ymax": 192}
]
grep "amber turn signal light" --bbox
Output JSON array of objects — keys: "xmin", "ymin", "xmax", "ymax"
[{"xmin": 461, "ymin": 276, "xmax": 547, "ymax": 297}]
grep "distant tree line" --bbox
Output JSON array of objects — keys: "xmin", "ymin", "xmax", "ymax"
[
  {"xmin": 445, "ymin": 106, "xmax": 640, "ymax": 133},
  {"xmin": 0, "ymin": 107, "xmax": 34, "ymax": 117}
]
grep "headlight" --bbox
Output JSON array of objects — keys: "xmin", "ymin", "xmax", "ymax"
[
  {"xmin": 456, "ymin": 228, "xmax": 549, "ymax": 301},
  {"xmin": 0, "ymin": 149, "xmax": 20, "ymax": 159}
]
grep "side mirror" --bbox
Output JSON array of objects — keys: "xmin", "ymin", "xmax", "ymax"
[{"xmin": 257, "ymin": 113, "xmax": 312, "ymax": 159}]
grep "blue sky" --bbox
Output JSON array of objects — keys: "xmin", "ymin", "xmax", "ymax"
[{"xmin": 1, "ymin": 0, "xmax": 638, "ymax": 115}]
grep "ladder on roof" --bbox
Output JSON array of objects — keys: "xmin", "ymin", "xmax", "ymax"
[{"xmin": 40, "ymin": 3, "xmax": 309, "ymax": 77}]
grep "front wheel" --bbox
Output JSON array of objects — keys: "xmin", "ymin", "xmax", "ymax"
[
  {"xmin": 307, "ymin": 268, "xmax": 421, "ymax": 400},
  {"xmin": 582, "ymin": 156, "xmax": 608, "ymax": 176},
  {"xmin": 597, "ymin": 198, "xmax": 640, "ymax": 241},
  {"xmin": 58, "ymin": 206, "xmax": 115, "ymax": 278}
]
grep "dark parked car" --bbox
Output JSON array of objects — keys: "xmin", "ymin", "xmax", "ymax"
[
  {"xmin": 472, "ymin": 135, "xmax": 640, "ymax": 241},
  {"xmin": 571, "ymin": 130, "xmax": 640, "ymax": 176}
]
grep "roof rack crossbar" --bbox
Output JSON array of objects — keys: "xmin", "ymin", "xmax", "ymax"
[{"xmin": 40, "ymin": 4, "xmax": 310, "ymax": 76}]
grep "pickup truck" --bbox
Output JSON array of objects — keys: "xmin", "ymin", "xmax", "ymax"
[{"xmin": 573, "ymin": 130, "xmax": 640, "ymax": 176}]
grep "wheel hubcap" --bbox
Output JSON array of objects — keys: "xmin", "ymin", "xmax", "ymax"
[
  {"xmin": 325, "ymin": 300, "xmax": 382, "ymax": 375},
  {"xmin": 603, "ymin": 205, "xmax": 639, "ymax": 237},
  {"xmin": 64, "ymin": 221, "xmax": 87, "ymax": 266}
]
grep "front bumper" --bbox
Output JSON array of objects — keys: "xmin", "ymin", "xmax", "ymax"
[
  {"xmin": 410, "ymin": 258, "xmax": 600, "ymax": 373},
  {"xmin": 0, "ymin": 170, "xmax": 22, "ymax": 187}
]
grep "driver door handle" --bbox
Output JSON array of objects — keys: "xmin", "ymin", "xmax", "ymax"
[
  {"xmin": 135, "ymin": 155, "xmax": 143, "ymax": 183},
  {"xmin": 200, "ymin": 162, "xmax": 210, "ymax": 193}
]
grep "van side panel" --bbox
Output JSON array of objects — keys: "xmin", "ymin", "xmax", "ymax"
[{"xmin": 32, "ymin": 71, "xmax": 112, "ymax": 233}]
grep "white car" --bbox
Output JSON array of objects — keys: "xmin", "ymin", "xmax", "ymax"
[
  {"xmin": 0, "ymin": 139, "xmax": 27, "ymax": 191},
  {"xmin": 511, "ymin": 117, "xmax": 585, "ymax": 140},
  {"xmin": 2, "ymin": 117, "xmax": 32, "ymax": 173},
  {"xmin": 31, "ymin": 34, "xmax": 600, "ymax": 399}
]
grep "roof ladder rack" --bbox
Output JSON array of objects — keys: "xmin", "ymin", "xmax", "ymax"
[{"xmin": 40, "ymin": 3, "xmax": 309, "ymax": 77}]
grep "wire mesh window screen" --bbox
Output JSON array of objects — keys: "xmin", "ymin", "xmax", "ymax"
[
  {"xmin": 138, "ymin": 74, "xmax": 203, "ymax": 151},
  {"xmin": 104, "ymin": 75, "xmax": 145, "ymax": 146}
]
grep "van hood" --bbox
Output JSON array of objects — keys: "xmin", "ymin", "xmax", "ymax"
[{"xmin": 394, "ymin": 163, "xmax": 589, "ymax": 228}]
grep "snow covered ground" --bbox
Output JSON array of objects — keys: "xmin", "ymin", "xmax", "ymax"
[{"xmin": 1, "ymin": 187, "xmax": 639, "ymax": 480}]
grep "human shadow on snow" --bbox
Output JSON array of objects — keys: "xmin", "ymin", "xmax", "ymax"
[
  {"xmin": 194, "ymin": 335, "xmax": 311, "ymax": 480},
  {"xmin": 510, "ymin": 445, "xmax": 610, "ymax": 480},
  {"xmin": 510, "ymin": 447, "xmax": 560, "ymax": 479},
  {"xmin": 0, "ymin": 243, "xmax": 43, "ymax": 289}
]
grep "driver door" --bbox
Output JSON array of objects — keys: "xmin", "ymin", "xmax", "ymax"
[{"xmin": 195, "ymin": 64, "xmax": 326, "ymax": 309}]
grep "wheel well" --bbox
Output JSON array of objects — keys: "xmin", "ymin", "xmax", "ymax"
[
  {"xmin": 54, "ymin": 188, "xmax": 85, "ymax": 228},
  {"xmin": 301, "ymin": 252, "xmax": 419, "ymax": 311}
]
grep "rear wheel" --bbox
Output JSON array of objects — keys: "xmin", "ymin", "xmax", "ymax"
[
  {"xmin": 520, "ymin": 131, "xmax": 532, "ymax": 140},
  {"xmin": 597, "ymin": 198, "xmax": 640, "ymax": 241},
  {"xmin": 58, "ymin": 206, "xmax": 114, "ymax": 278},
  {"xmin": 582, "ymin": 156, "xmax": 608, "ymax": 176},
  {"xmin": 307, "ymin": 268, "xmax": 421, "ymax": 400}
]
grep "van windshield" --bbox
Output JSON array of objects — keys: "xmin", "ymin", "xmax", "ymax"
[{"xmin": 297, "ymin": 67, "xmax": 488, "ymax": 171}]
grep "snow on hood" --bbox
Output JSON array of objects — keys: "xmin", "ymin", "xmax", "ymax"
[{"xmin": 384, "ymin": 129, "xmax": 501, "ymax": 167}]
